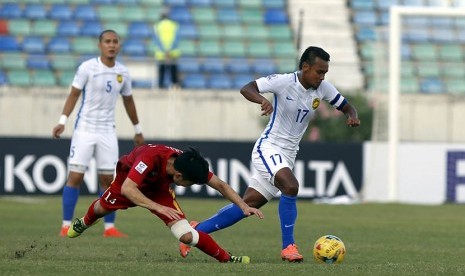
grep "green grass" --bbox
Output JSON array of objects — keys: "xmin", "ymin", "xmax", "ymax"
[{"xmin": 1, "ymin": 196, "xmax": 465, "ymax": 275}]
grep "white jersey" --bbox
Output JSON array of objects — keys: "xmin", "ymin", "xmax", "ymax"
[
  {"xmin": 71, "ymin": 57, "xmax": 132, "ymax": 133},
  {"xmin": 255, "ymin": 72, "xmax": 347, "ymax": 152}
]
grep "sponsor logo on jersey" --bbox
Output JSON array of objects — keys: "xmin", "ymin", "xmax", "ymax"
[
  {"xmin": 135, "ymin": 161, "xmax": 148, "ymax": 174},
  {"xmin": 312, "ymin": 98, "xmax": 320, "ymax": 110},
  {"xmin": 117, "ymin": 74, "xmax": 123, "ymax": 83},
  {"xmin": 266, "ymin": 74, "xmax": 278, "ymax": 80}
]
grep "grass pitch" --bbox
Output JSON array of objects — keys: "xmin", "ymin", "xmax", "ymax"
[{"xmin": 1, "ymin": 196, "xmax": 464, "ymax": 275}]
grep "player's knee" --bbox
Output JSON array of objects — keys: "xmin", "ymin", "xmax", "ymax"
[{"xmin": 170, "ymin": 220, "xmax": 199, "ymax": 246}]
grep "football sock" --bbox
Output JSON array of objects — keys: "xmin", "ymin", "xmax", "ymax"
[
  {"xmin": 99, "ymin": 191, "xmax": 116, "ymax": 224},
  {"xmin": 196, "ymin": 203, "xmax": 246, "ymax": 234},
  {"xmin": 279, "ymin": 194, "xmax": 297, "ymax": 249},
  {"xmin": 62, "ymin": 186, "xmax": 79, "ymax": 222},
  {"xmin": 83, "ymin": 199, "xmax": 99, "ymax": 226},
  {"xmin": 194, "ymin": 231, "xmax": 230, "ymax": 262}
]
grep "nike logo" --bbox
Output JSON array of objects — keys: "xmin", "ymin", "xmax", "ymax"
[
  {"xmin": 284, "ymin": 224, "xmax": 295, "ymax": 228},
  {"xmin": 215, "ymin": 224, "xmax": 221, "ymax": 230},
  {"xmin": 286, "ymin": 96, "xmax": 295, "ymax": 101}
]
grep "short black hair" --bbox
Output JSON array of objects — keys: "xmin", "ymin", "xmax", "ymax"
[
  {"xmin": 299, "ymin": 46, "xmax": 330, "ymax": 69},
  {"xmin": 98, "ymin": 29, "xmax": 118, "ymax": 42},
  {"xmin": 173, "ymin": 147, "xmax": 209, "ymax": 183}
]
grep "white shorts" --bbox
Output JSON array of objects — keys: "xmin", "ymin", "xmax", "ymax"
[
  {"xmin": 68, "ymin": 129, "xmax": 118, "ymax": 173},
  {"xmin": 249, "ymin": 141, "xmax": 297, "ymax": 200}
]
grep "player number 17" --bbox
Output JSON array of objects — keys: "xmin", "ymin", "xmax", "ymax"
[{"xmin": 296, "ymin": 109, "xmax": 309, "ymax": 123}]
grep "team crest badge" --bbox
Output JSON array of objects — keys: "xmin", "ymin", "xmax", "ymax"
[
  {"xmin": 312, "ymin": 98, "xmax": 320, "ymax": 110},
  {"xmin": 117, "ymin": 74, "xmax": 123, "ymax": 83}
]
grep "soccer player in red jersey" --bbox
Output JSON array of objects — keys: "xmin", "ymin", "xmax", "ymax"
[{"xmin": 67, "ymin": 144, "xmax": 264, "ymax": 263}]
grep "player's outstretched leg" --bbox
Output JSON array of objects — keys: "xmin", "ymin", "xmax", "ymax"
[
  {"xmin": 279, "ymin": 195, "xmax": 303, "ymax": 262},
  {"xmin": 67, "ymin": 218, "xmax": 88, "ymax": 238},
  {"xmin": 193, "ymin": 230, "xmax": 250, "ymax": 263}
]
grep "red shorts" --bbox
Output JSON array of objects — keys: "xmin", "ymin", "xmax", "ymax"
[{"xmin": 99, "ymin": 183, "xmax": 186, "ymax": 225}]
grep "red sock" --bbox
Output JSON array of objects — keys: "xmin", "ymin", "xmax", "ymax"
[
  {"xmin": 83, "ymin": 199, "xmax": 100, "ymax": 226},
  {"xmin": 194, "ymin": 231, "xmax": 230, "ymax": 262}
]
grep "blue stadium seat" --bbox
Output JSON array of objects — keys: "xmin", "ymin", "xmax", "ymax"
[
  {"xmin": 209, "ymin": 74, "xmax": 233, "ymax": 89},
  {"xmin": 128, "ymin": 22, "xmax": 152, "ymax": 38},
  {"xmin": 420, "ymin": 78, "xmax": 445, "ymax": 94},
  {"xmin": 74, "ymin": 5, "xmax": 98, "ymax": 21},
  {"xmin": 49, "ymin": 4, "xmax": 73, "ymax": 21},
  {"xmin": 352, "ymin": 10, "xmax": 378, "ymax": 26},
  {"xmin": 356, "ymin": 27, "xmax": 377, "ymax": 41},
  {"xmin": 0, "ymin": 3, "xmax": 22, "ymax": 19},
  {"xmin": 57, "ymin": 21, "xmax": 80, "ymax": 37},
  {"xmin": 114, "ymin": 0, "xmax": 139, "ymax": 4},
  {"xmin": 350, "ymin": 0, "xmax": 375, "ymax": 10},
  {"xmin": 48, "ymin": 37, "xmax": 71, "ymax": 53},
  {"xmin": 187, "ymin": 0, "xmax": 212, "ymax": 6},
  {"xmin": 252, "ymin": 59, "xmax": 276, "ymax": 75},
  {"xmin": 232, "ymin": 74, "xmax": 252, "ymax": 89},
  {"xmin": 26, "ymin": 55, "xmax": 51, "ymax": 69},
  {"xmin": 91, "ymin": 0, "xmax": 114, "ymax": 4},
  {"xmin": 403, "ymin": 0, "xmax": 424, "ymax": 6},
  {"xmin": 212, "ymin": 0, "xmax": 236, "ymax": 7},
  {"xmin": 202, "ymin": 58, "xmax": 225, "ymax": 73},
  {"xmin": 178, "ymin": 58, "xmax": 201, "ymax": 73},
  {"xmin": 0, "ymin": 70, "xmax": 7, "ymax": 86},
  {"xmin": 132, "ymin": 80, "xmax": 153, "ymax": 89},
  {"xmin": 182, "ymin": 73, "xmax": 207, "ymax": 89},
  {"xmin": 262, "ymin": 0, "xmax": 286, "ymax": 9},
  {"xmin": 217, "ymin": 9, "xmax": 240, "ymax": 24},
  {"xmin": 178, "ymin": 24, "xmax": 198, "ymax": 39},
  {"xmin": 80, "ymin": 21, "xmax": 103, "ymax": 36},
  {"xmin": 165, "ymin": 0, "xmax": 188, "ymax": 6},
  {"xmin": 264, "ymin": 9, "xmax": 289, "ymax": 24},
  {"xmin": 430, "ymin": 28, "xmax": 456, "ymax": 43},
  {"xmin": 23, "ymin": 4, "xmax": 47, "ymax": 20},
  {"xmin": 169, "ymin": 7, "xmax": 193, "ymax": 23},
  {"xmin": 375, "ymin": 0, "xmax": 400, "ymax": 10},
  {"xmin": 0, "ymin": 36, "xmax": 20, "ymax": 51},
  {"xmin": 227, "ymin": 59, "xmax": 251, "ymax": 74},
  {"xmin": 122, "ymin": 39, "xmax": 147, "ymax": 56},
  {"xmin": 22, "ymin": 36, "xmax": 46, "ymax": 54}
]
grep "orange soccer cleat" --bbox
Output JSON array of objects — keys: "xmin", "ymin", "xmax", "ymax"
[
  {"xmin": 281, "ymin": 244, "xmax": 304, "ymax": 263},
  {"xmin": 103, "ymin": 227, "xmax": 128, "ymax": 238},
  {"xmin": 59, "ymin": 225, "xmax": 70, "ymax": 237},
  {"xmin": 179, "ymin": 221, "xmax": 199, "ymax": 258}
]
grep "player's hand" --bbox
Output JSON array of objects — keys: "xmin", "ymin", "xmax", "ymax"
[
  {"xmin": 154, "ymin": 205, "xmax": 183, "ymax": 221},
  {"xmin": 243, "ymin": 207, "xmax": 264, "ymax": 219},
  {"xmin": 134, "ymin": 133, "xmax": 144, "ymax": 146},
  {"xmin": 347, "ymin": 117, "xmax": 360, "ymax": 127},
  {"xmin": 52, "ymin": 124, "xmax": 64, "ymax": 138},
  {"xmin": 260, "ymin": 99, "xmax": 273, "ymax": 116}
]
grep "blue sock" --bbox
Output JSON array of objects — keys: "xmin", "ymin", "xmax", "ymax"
[
  {"xmin": 196, "ymin": 203, "xmax": 246, "ymax": 234},
  {"xmin": 279, "ymin": 194, "xmax": 297, "ymax": 249},
  {"xmin": 62, "ymin": 186, "xmax": 79, "ymax": 221},
  {"xmin": 99, "ymin": 191, "xmax": 116, "ymax": 224}
]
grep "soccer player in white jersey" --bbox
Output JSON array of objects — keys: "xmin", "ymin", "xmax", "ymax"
[
  {"xmin": 52, "ymin": 30, "xmax": 145, "ymax": 238},
  {"xmin": 180, "ymin": 46, "xmax": 360, "ymax": 262}
]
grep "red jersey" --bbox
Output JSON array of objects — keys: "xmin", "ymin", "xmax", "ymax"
[{"xmin": 113, "ymin": 144, "xmax": 182, "ymax": 193}]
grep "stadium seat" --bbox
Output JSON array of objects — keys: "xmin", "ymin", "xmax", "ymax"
[
  {"xmin": 247, "ymin": 41, "xmax": 272, "ymax": 58},
  {"xmin": 356, "ymin": 27, "xmax": 377, "ymax": 41},
  {"xmin": 223, "ymin": 41, "xmax": 247, "ymax": 57},
  {"xmin": 352, "ymin": 11, "xmax": 378, "ymax": 26},
  {"xmin": 50, "ymin": 55, "xmax": 78, "ymax": 70},
  {"xmin": 262, "ymin": 0, "xmax": 286, "ymax": 9},
  {"xmin": 72, "ymin": 37, "xmax": 99, "ymax": 54},
  {"xmin": 103, "ymin": 21, "xmax": 128, "ymax": 38},
  {"xmin": 272, "ymin": 42, "xmax": 296, "ymax": 58},
  {"xmin": 239, "ymin": 9, "xmax": 263, "ymax": 24},
  {"xmin": 350, "ymin": 0, "xmax": 375, "ymax": 10},
  {"xmin": 222, "ymin": 25, "xmax": 246, "ymax": 40},
  {"xmin": 58, "ymin": 70, "xmax": 75, "ymax": 86},
  {"xmin": 446, "ymin": 79, "xmax": 465, "ymax": 94},
  {"xmin": 430, "ymin": 28, "xmax": 456, "ymax": 43},
  {"xmin": 1, "ymin": 53, "xmax": 26, "ymax": 70},
  {"xmin": 74, "ymin": 5, "xmax": 98, "ymax": 21},
  {"xmin": 411, "ymin": 44, "xmax": 437, "ymax": 61},
  {"xmin": 121, "ymin": 6, "xmax": 146, "ymax": 22},
  {"xmin": 178, "ymin": 24, "xmax": 198, "ymax": 39},
  {"xmin": 97, "ymin": 6, "xmax": 121, "ymax": 22},
  {"xmin": 405, "ymin": 28, "xmax": 430, "ymax": 42},
  {"xmin": 31, "ymin": 20, "xmax": 57, "ymax": 37},
  {"xmin": 192, "ymin": 7, "xmax": 217, "ymax": 23},
  {"xmin": 23, "ymin": 4, "xmax": 47, "ymax": 20},
  {"xmin": 127, "ymin": 22, "xmax": 152, "ymax": 38},
  {"xmin": 138, "ymin": 0, "xmax": 163, "ymax": 6},
  {"xmin": 169, "ymin": 7, "xmax": 192, "ymax": 24},
  {"xmin": 114, "ymin": 0, "xmax": 140, "ymax": 4},
  {"xmin": 197, "ymin": 40, "xmax": 222, "ymax": 56},
  {"xmin": 441, "ymin": 63, "xmax": 465, "ymax": 78},
  {"xmin": 178, "ymin": 58, "xmax": 201, "ymax": 73},
  {"xmin": 401, "ymin": 77, "xmax": 420, "ymax": 94},
  {"xmin": 264, "ymin": 9, "xmax": 289, "ymax": 24},
  {"xmin": 122, "ymin": 39, "xmax": 147, "ymax": 56},
  {"xmin": 0, "ymin": 36, "xmax": 20, "ymax": 51},
  {"xmin": 198, "ymin": 24, "xmax": 221, "ymax": 39},
  {"xmin": 226, "ymin": 58, "xmax": 251, "ymax": 74},
  {"xmin": 0, "ymin": 70, "xmax": 7, "ymax": 86},
  {"xmin": 420, "ymin": 78, "xmax": 445, "ymax": 93},
  {"xmin": 211, "ymin": 0, "xmax": 235, "ymax": 7},
  {"xmin": 80, "ymin": 21, "xmax": 103, "ymax": 37},
  {"xmin": 27, "ymin": 55, "xmax": 51, "ymax": 69},
  {"xmin": 208, "ymin": 74, "xmax": 233, "ymax": 89},
  {"xmin": 276, "ymin": 59, "xmax": 297, "ymax": 73},
  {"xmin": 22, "ymin": 36, "xmax": 46, "ymax": 54},
  {"xmin": 7, "ymin": 70, "xmax": 31, "ymax": 86},
  {"xmin": 217, "ymin": 9, "xmax": 240, "ymax": 24},
  {"xmin": 32, "ymin": 70, "xmax": 57, "ymax": 86},
  {"xmin": 182, "ymin": 73, "xmax": 207, "ymax": 89},
  {"xmin": 178, "ymin": 40, "xmax": 198, "ymax": 56},
  {"xmin": 238, "ymin": 0, "xmax": 262, "ymax": 9},
  {"xmin": 268, "ymin": 25, "xmax": 293, "ymax": 41},
  {"xmin": 188, "ymin": 0, "xmax": 212, "ymax": 6},
  {"xmin": 57, "ymin": 21, "xmax": 80, "ymax": 37},
  {"xmin": 375, "ymin": 0, "xmax": 400, "ymax": 10},
  {"xmin": 202, "ymin": 58, "xmax": 225, "ymax": 73},
  {"xmin": 403, "ymin": 0, "xmax": 425, "ymax": 6},
  {"xmin": 416, "ymin": 63, "xmax": 441, "ymax": 77},
  {"xmin": 0, "ymin": 3, "xmax": 22, "ymax": 19},
  {"xmin": 7, "ymin": 19, "xmax": 31, "ymax": 36},
  {"xmin": 164, "ymin": 0, "xmax": 187, "ymax": 7},
  {"xmin": 244, "ymin": 25, "xmax": 269, "ymax": 41},
  {"xmin": 232, "ymin": 74, "xmax": 253, "ymax": 89},
  {"xmin": 49, "ymin": 4, "xmax": 73, "ymax": 21},
  {"xmin": 251, "ymin": 59, "xmax": 276, "ymax": 75}
]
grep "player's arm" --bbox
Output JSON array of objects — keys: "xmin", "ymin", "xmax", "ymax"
[
  {"xmin": 52, "ymin": 86, "xmax": 81, "ymax": 138},
  {"xmin": 206, "ymin": 174, "xmax": 264, "ymax": 219},
  {"xmin": 121, "ymin": 177, "xmax": 182, "ymax": 220},
  {"xmin": 340, "ymin": 102, "xmax": 360, "ymax": 127},
  {"xmin": 240, "ymin": 81, "xmax": 273, "ymax": 116},
  {"xmin": 122, "ymin": 95, "xmax": 144, "ymax": 146}
]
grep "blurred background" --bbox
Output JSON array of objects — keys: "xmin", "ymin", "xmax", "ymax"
[{"xmin": 1, "ymin": 0, "xmax": 465, "ymax": 204}]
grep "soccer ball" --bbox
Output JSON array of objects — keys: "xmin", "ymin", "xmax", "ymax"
[{"xmin": 313, "ymin": 235, "xmax": 346, "ymax": 264}]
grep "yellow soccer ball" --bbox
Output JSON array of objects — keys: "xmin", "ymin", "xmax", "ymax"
[{"xmin": 313, "ymin": 235, "xmax": 346, "ymax": 264}]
